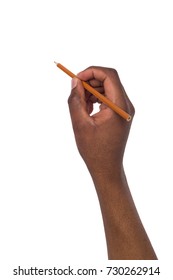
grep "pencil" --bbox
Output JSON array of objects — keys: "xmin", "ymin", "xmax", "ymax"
[{"xmin": 54, "ymin": 62, "xmax": 132, "ymax": 121}]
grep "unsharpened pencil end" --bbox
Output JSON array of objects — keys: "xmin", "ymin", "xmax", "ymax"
[{"xmin": 126, "ymin": 115, "xmax": 132, "ymax": 122}]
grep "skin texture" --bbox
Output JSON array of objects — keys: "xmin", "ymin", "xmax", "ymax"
[{"xmin": 68, "ymin": 66, "xmax": 157, "ymax": 260}]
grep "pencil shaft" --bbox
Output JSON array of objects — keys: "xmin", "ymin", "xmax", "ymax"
[
  {"xmin": 56, "ymin": 63, "xmax": 131, "ymax": 121},
  {"xmin": 56, "ymin": 63, "xmax": 77, "ymax": 79}
]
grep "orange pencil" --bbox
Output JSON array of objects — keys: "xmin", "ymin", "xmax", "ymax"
[{"xmin": 54, "ymin": 62, "xmax": 131, "ymax": 122}]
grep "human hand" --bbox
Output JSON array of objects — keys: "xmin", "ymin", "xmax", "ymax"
[
  {"xmin": 67, "ymin": 68, "xmax": 158, "ymax": 260},
  {"xmin": 68, "ymin": 66, "xmax": 135, "ymax": 179}
]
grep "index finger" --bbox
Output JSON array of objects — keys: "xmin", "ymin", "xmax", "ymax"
[{"xmin": 77, "ymin": 66, "xmax": 107, "ymax": 82}]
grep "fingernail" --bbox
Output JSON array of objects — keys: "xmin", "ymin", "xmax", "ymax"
[{"xmin": 71, "ymin": 78, "xmax": 78, "ymax": 89}]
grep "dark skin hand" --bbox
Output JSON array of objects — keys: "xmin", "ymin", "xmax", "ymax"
[{"xmin": 68, "ymin": 66, "xmax": 157, "ymax": 260}]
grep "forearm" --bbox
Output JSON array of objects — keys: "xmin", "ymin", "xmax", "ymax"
[{"xmin": 91, "ymin": 166, "xmax": 157, "ymax": 260}]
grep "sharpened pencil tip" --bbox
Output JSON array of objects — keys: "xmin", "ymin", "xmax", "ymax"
[{"xmin": 54, "ymin": 61, "xmax": 58, "ymax": 65}]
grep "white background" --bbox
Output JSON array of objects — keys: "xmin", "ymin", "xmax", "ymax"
[{"xmin": 0, "ymin": 0, "xmax": 172, "ymax": 278}]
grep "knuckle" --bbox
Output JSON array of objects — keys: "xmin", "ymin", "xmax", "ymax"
[
  {"xmin": 109, "ymin": 67, "xmax": 118, "ymax": 75},
  {"xmin": 106, "ymin": 67, "xmax": 119, "ymax": 78},
  {"xmin": 129, "ymin": 102, "xmax": 135, "ymax": 117}
]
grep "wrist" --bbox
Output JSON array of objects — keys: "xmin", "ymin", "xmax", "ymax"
[{"xmin": 89, "ymin": 164, "xmax": 127, "ymax": 195}]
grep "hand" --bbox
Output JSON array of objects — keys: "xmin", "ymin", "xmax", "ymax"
[
  {"xmin": 68, "ymin": 66, "xmax": 135, "ymax": 179},
  {"xmin": 68, "ymin": 66, "xmax": 157, "ymax": 260}
]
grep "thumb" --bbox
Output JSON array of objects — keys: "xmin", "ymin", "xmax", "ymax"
[{"xmin": 68, "ymin": 78, "xmax": 90, "ymax": 129}]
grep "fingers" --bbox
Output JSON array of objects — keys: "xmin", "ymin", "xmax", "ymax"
[
  {"xmin": 77, "ymin": 67, "xmax": 134, "ymax": 115},
  {"xmin": 68, "ymin": 78, "xmax": 92, "ymax": 130},
  {"xmin": 77, "ymin": 67, "xmax": 122, "ymax": 102},
  {"xmin": 85, "ymin": 79, "xmax": 104, "ymax": 102},
  {"xmin": 77, "ymin": 66, "xmax": 107, "ymax": 82},
  {"xmin": 87, "ymin": 79, "xmax": 103, "ymax": 88}
]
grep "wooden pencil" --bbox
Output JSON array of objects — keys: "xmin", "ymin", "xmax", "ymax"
[{"xmin": 54, "ymin": 62, "xmax": 131, "ymax": 121}]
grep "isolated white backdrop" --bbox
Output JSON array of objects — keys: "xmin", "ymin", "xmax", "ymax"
[{"xmin": 0, "ymin": 0, "xmax": 172, "ymax": 278}]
